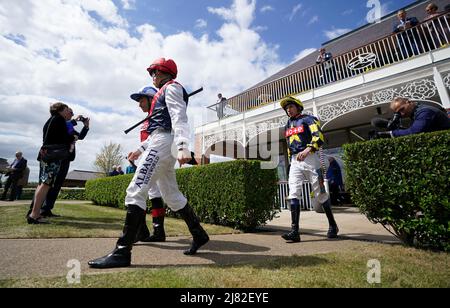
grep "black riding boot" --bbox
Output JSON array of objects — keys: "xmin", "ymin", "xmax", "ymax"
[
  {"xmin": 143, "ymin": 198, "xmax": 166, "ymax": 242},
  {"xmin": 176, "ymin": 203, "xmax": 209, "ymax": 255},
  {"xmin": 89, "ymin": 204, "xmax": 144, "ymax": 269},
  {"xmin": 135, "ymin": 198, "xmax": 166, "ymax": 242},
  {"xmin": 282, "ymin": 200, "xmax": 301, "ymax": 243},
  {"xmin": 322, "ymin": 199, "xmax": 339, "ymax": 238},
  {"xmin": 134, "ymin": 212, "xmax": 151, "ymax": 243}
]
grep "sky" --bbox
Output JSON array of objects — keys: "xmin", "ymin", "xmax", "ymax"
[{"xmin": 0, "ymin": 0, "xmax": 416, "ymax": 181}]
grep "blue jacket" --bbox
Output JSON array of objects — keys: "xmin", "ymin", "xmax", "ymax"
[
  {"xmin": 393, "ymin": 17, "xmax": 419, "ymax": 33},
  {"xmin": 392, "ymin": 104, "xmax": 450, "ymax": 137},
  {"xmin": 285, "ymin": 115, "xmax": 324, "ymax": 159}
]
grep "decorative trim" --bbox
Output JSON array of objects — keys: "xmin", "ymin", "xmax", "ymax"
[
  {"xmin": 444, "ymin": 72, "xmax": 450, "ymax": 89},
  {"xmin": 203, "ymin": 127, "xmax": 243, "ymax": 153},
  {"xmin": 347, "ymin": 53, "xmax": 377, "ymax": 71},
  {"xmin": 202, "ymin": 108, "xmax": 314, "ymax": 153},
  {"xmin": 318, "ymin": 78, "xmax": 438, "ymax": 122}
]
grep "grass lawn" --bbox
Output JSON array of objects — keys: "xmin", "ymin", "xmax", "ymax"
[
  {"xmin": 0, "ymin": 243, "xmax": 449, "ymax": 288},
  {"xmin": 0, "ymin": 203, "xmax": 239, "ymax": 239}
]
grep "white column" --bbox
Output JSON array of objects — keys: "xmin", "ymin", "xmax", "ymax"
[
  {"xmin": 433, "ymin": 67, "xmax": 450, "ymax": 109},
  {"xmin": 312, "ymin": 100, "xmax": 318, "ymax": 117},
  {"xmin": 242, "ymin": 115, "xmax": 247, "ymax": 159}
]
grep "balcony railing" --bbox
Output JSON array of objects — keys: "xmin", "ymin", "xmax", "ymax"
[{"xmin": 208, "ymin": 13, "xmax": 450, "ymax": 118}]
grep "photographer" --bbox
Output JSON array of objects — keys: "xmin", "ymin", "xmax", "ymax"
[
  {"xmin": 27, "ymin": 102, "xmax": 75, "ymax": 224},
  {"xmin": 377, "ymin": 98, "xmax": 450, "ymax": 138},
  {"xmin": 28, "ymin": 108, "xmax": 90, "ymax": 218}
]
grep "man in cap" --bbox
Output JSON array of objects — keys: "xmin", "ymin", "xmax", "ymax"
[{"xmin": 281, "ymin": 96, "xmax": 339, "ymax": 243}]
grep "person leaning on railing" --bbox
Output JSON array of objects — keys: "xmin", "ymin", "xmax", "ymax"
[
  {"xmin": 423, "ymin": 3, "xmax": 448, "ymax": 50},
  {"xmin": 393, "ymin": 10, "xmax": 421, "ymax": 57}
]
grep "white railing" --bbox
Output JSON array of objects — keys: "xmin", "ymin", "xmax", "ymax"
[
  {"xmin": 277, "ymin": 181, "xmax": 315, "ymax": 211},
  {"xmin": 208, "ymin": 13, "xmax": 450, "ymax": 116}
]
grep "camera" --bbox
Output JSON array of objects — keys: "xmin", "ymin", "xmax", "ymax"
[
  {"xmin": 369, "ymin": 112, "xmax": 402, "ymax": 140},
  {"xmin": 386, "ymin": 112, "xmax": 401, "ymax": 130},
  {"xmin": 77, "ymin": 116, "xmax": 87, "ymax": 122}
]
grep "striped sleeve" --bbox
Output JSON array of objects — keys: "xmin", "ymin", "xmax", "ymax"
[{"xmin": 307, "ymin": 117, "xmax": 324, "ymax": 151}]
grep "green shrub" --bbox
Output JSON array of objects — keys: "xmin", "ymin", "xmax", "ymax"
[
  {"xmin": 0, "ymin": 188, "xmax": 86, "ymax": 200},
  {"xmin": 85, "ymin": 160, "xmax": 279, "ymax": 230},
  {"xmin": 85, "ymin": 174, "xmax": 132, "ymax": 210},
  {"xmin": 58, "ymin": 188, "xmax": 86, "ymax": 200},
  {"xmin": 344, "ymin": 130, "xmax": 450, "ymax": 251}
]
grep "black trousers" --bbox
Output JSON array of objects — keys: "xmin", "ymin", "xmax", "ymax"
[{"xmin": 1, "ymin": 175, "xmax": 20, "ymax": 201}]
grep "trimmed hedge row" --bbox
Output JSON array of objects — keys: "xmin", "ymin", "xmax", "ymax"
[
  {"xmin": 344, "ymin": 130, "xmax": 450, "ymax": 251},
  {"xmin": 85, "ymin": 160, "xmax": 279, "ymax": 231},
  {"xmin": 0, "ymin": 188, "xmax": 86, "ymax": 201}
]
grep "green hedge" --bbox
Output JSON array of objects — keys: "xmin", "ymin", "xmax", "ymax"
[
  {"xmin": 85, "ymin": 160, "xmax": 279, "ymax": 231},
  {"xmin": 0, "ymin": 188, "xmax": 86, "ymax": 201},
  {"xmin": 344, "ymin": 130, "xmax": 450, "ymax": 251}
]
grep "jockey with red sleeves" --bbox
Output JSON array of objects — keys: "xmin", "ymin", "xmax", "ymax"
[
  {"xmin": 129, "ymin": 86, "xmax": 166, "ymax": 243},
  {"xmin": 89, "ymin": 58, "xmax": 209, "ymax": 269}
]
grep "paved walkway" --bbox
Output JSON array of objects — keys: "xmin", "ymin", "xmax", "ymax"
[{"xmin": 0, "ymin": 203, "xmax": 400, "ymax": 280}]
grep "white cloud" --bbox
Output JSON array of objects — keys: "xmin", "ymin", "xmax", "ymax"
[
  {"xmin": 324, "ymin": 28, "xmax": 352, "ymax": 40},
  {"xmin": 0, "ymin": 0, "xmax": 284, "ymax": 181},
  {"xmin": 380, "ymin": 3, "xmax": 392, "ymax": 17},
  {"xmin": 120, "ymin": 0, "xmax": 136, "ymax": 10},
  {"xmin": 253, "ymin": 25, "xmax": 268, "ymax": 32},
  {"xmin": 289, "ymin": 4, "xmax": 302, "ymax": 22},
  {"xmin": 292, "ymin": 48, "xmax": 316, "ymax": 62},
  {"xmin": 195, "ymin": 19, "xmax": 207, "ymax": 29},
  {"xmin": 342, "ymin": 9, "xmax": 354, "ymax": 16},
  {"xmin": 260, "ymin": 5, "xmax": 274, "ymax": 13},
  {"xmin": 208, "ymin": 0, "xmax": 256, "ymax": 29},
  {"xmin": 308, "ymin": 15, "xmax": 319, "ymax": 25}
]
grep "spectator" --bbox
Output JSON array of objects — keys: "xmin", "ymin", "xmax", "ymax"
[
  {"xmin": 393, "ymin": 10, "xmax": 421, "ymax": 57},
  {"xmin": 38, "ymin": 108, "xmax": 90, "ymax": 218},
  {"xmin": 117, "ymin": 166, "xmax": 124, "ymax": 175},
  {"xmin": 316, "ymin": 48, "xmax": 336, "ymax": 85},
  {"xmin": 15, "ymin": 166, "xmax": 30, "ymax": 200},
  {"xmin": 126, "ymin": 160, "xmax": 137, "ymax": 174},
  {"xmin": 326, "ymin": 157, "xmax": 344, "ymax": 206},
  {"xmin": 377, "ymin": 98, "xmax": 450, "ymax": 138},
  {"xmin": 1, "ymin": 151, "xmax": 27, "ymax": 201},
  {"xmin": 216, "ymin": 93, "xmax": 227, "ymax": 119},
  {"xmin": 109, "ymin": 166, "xmax": 118, "ymax": 176},
  {"xmin": 423, "ymin": 3, "xmax": 445, "ymax": 49},
  {"xmin": 27, "ymin": 102, "xmax": 75, "ymax": 224}
]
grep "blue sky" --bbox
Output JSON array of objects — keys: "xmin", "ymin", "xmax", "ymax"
[
  {"xmin": 0, "ymin": 0, "xmax": 420, "ymax": 179},
  {"xmin": 115, "ymin": 0, "xmax": 414, "ymax": 63}
]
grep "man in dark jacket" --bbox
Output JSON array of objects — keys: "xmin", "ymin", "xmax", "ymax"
[
  {"xmin": 388, "ymin": 98, "xmax": 450, "ymax": 137},
  {"xmin": 1, "ymin": 151, "xmax": 27, "ymax": 201},
  {"xmin": 393, "ymin": 10, "xmax": 420, "ymax": 57}
]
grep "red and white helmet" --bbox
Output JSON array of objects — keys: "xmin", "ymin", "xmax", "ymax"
[{"xmin": 147, "ymin": 58, "xmax": 178, "ymax": 79}]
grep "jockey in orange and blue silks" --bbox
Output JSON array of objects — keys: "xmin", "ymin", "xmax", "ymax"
[{"xmin": 281, "ymin": 96, "xmax": 339, "ymax": 243}]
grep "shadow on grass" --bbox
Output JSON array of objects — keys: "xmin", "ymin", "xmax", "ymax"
[
  {"xmin": 131, "ymin": 254, "xmax": 329, "ymax": 270},
  {"xmin": 48, "ymin": 216, "xmax": 123, "ymax": 231},
  {"xmin": 52, "ymin": 215, "xmax": 123, "ymax": 224}
]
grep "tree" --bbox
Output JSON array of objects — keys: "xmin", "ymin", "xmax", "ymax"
[{"xmin": 94, "ymin": 142, "xmax": 124, "ymax": 175}]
